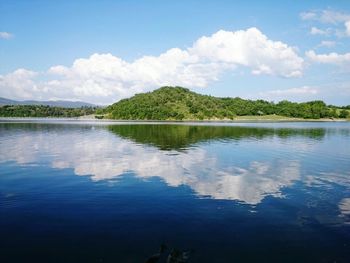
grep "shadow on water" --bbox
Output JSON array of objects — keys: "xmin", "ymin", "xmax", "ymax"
[{"xmin": 108, "ymin": 124, "xmax": 326, "ymax": 150}]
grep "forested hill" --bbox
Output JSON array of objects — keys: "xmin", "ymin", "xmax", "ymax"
[{"xmin": 103, "ymin": 86, "xmax": 350, "ymax": 120}]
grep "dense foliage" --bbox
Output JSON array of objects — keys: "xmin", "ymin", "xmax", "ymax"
[
  {"xmin": 0, "ymin": 105, "xmax": 96, "ymax": 117},
  {"xmin": 104, "ymin": 86, "xmax": 350, "ymax": 120}
]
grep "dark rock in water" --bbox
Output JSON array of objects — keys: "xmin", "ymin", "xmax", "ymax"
[{"xmin": 144, "ymin": 244, "xmax": 167, "ymax": 263}]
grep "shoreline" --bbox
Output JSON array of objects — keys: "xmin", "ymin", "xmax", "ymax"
[{"xmin": 0, "ymin": 116, "xmax": 349, "ymax": 123}]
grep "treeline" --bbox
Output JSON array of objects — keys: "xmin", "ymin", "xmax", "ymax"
[
  {"xmin": 0, "ymin": 105, "xmax": 97, "ymax": 118},
  {"xmin": 104, "ymin": 86, "xmax": 350, "ymax": 120},
  {"xmin": 329, "ymin": 104, "xmax": 350, "ymax": 110},
  {"xmin": 1, "ymin": 87, "xmax": 349, "ymax": 120}
]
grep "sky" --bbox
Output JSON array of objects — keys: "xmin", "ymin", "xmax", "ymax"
[{"xmin": 0, "ymin": 0, "xmax": 350, "ymax": 105}]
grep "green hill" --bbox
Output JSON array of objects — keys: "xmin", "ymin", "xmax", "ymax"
[
  {"xmin": 1, "ymin": 86, "xmax": 348, "ymax": 120},
  {"xmin": 101, "ymin": 86, "xmax": 349, "ymax": 120}
]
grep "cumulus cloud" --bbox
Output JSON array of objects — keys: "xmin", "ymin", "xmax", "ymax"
[
  {"xmin": 306, "ymin": 50, "xmax": 350, "ymax": 70},
  {"xmin": 189, "ymin": 28, "xmax": 303, "ymax": 77},
  {"xmin": 0, "ymin": 31, "xmax": 13, "ymax": 39},
  {"xmin": 0, "ymin": 28, "xmax": 304, "ymax": 104},
  {"xmin": 0, "ymin": 69, "xmax": 39, "ymax": 100}
]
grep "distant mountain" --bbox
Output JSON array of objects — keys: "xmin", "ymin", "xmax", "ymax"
[
  {"xmin": 0, "ymin": 97, "xmax": 96, "ymax": 108},
  {"xmin": 0, "ymin": 97, "xmax": 17, "ymax": 105},
  {"xmin": 102, "ymin": 86, "xmax": 350, "ymax": 120}
]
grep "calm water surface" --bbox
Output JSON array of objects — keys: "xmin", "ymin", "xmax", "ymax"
[{"xmin": 0, "ymin": 121, "xmax": 350, "ymax": 262}]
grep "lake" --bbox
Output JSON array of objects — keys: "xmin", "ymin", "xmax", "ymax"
[{"xmin": 1, "ymin": 120, "xmax": 350, "ymax": 263}]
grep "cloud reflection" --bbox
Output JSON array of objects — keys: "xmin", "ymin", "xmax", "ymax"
[
  {"xmin": 339, "ymin": 198, "xmax": 350, "ymax": 225},
  {"xmin": 305, "ymin": 172, "xmax": 350, "ymax": 189},
  {"xmin": 0, "ymin": 124, "xmax": 305, "ymax": 205}
]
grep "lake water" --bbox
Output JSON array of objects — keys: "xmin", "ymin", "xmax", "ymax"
[{"xmin": 1, "ymin": 120, "xmax": 350, "ymax": 263}]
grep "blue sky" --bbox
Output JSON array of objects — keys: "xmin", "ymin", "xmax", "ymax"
[{"xmin": 1, "ymin": 0, "xmax": 350, "ymax": 105}]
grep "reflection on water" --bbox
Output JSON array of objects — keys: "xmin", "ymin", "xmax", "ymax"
[
  {"xmin": 108, "ymin": 124, "xmax": 327, "ymax": 150},
  {"xmin": 1, "ymin": 121, "xmax": 350, "ymax": 263},
  {"xmin": 0, "ymin": 123, "xmax": 323, "ymax": 205},
  {"xmin": 339, "ymin": 198, "xmax": 350, "ymax": 224},
  {"xmin": 0, "ymin": 123, "xmax": 349, "ymax": 205}
]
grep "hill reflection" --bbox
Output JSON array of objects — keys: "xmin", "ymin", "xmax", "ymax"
[{"xmin": 108, "ymin": 124, "xmax": 326, "ymax": 150}]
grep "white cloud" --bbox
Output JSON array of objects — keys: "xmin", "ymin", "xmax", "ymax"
[
  {"xmin": 301, "ymin": 10, "xmax": 350, "ymax": 24},
  {"xmin": 318, "ymin": 40, "xmax": 336, "ymax": 48},
  {"xmin": 301, "ymin": 10, "xmax": 350, "ymax": 38},
  {"xmin": 0, "ymin": 28, "xmax": 304, "ymax": 104},
  {"xmin": 320, "ymin": 10, "xmax": 350, "ymax": 24},
  {"xmin": 0, "ymin": 31, "xmax": 13, "ymax": 39},
  {"xmin": 190, "ymin": 28, "xmax": 303, "ymax": 77},
  {"xmin": 306, "ymin": 50, "xmax": 350, "ymax": 69},
  {"xmin": 310, "ymin": 27, "xmax": 329, "ymax": 35},
  {"xmin": 345, "ymin": 21, "xmax": 350, "ymax": 36},
  {"xmin": 300, "ymin": 12, "xmax": 317, "ymax": 21},
  {"xmin": 0, "ymin": 69, "xmax": 39, "ymax": 100}
]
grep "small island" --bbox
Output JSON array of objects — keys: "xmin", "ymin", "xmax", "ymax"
[{"xmin": 1, "ymin": 86, "xmax": 349, "ymax": 121}]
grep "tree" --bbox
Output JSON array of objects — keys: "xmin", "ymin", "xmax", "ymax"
[{"xmin": 339, "ymin": 109, "xmax": 349, "ymax": 118}]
